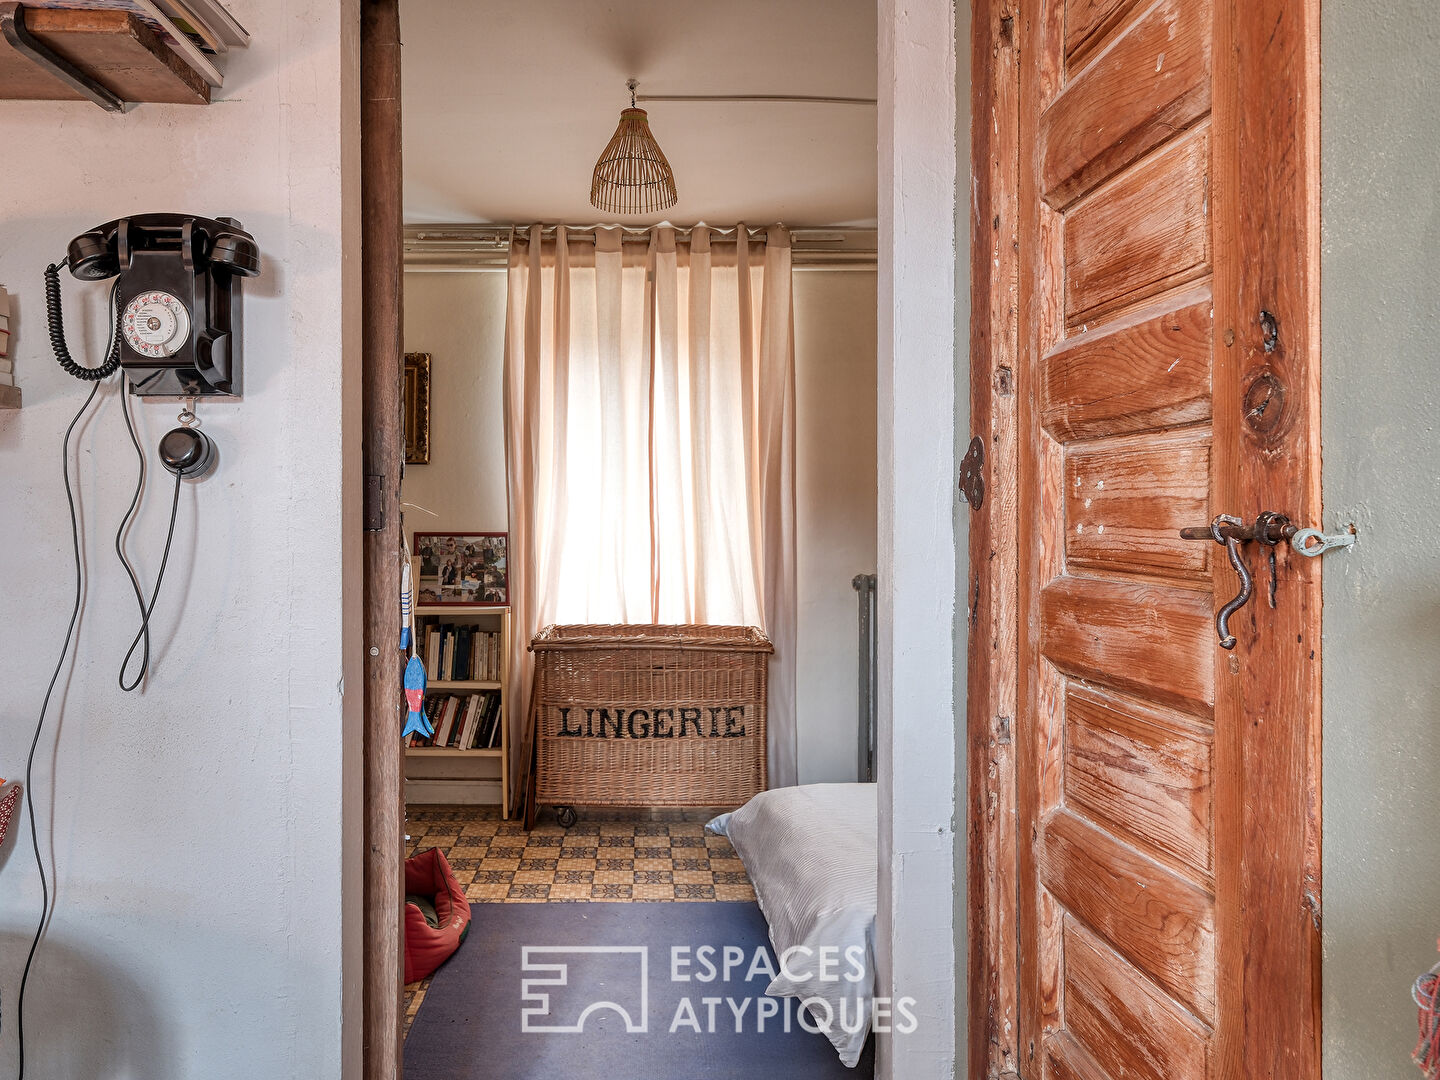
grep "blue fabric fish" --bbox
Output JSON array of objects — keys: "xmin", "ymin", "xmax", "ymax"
[{"xmin": 402, "ymin": 655, "xmax": 433, "ymax": 740}]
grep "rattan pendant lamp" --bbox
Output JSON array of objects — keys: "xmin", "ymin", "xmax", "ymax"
[{"xmin": 590, "ymin": 79, "xmax": 678, "ymax": 215}]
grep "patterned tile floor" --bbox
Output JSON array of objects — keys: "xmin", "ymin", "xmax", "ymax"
[{"xmin": 402, "ymin": 803, "xmax": 755, "ymax": 1038}]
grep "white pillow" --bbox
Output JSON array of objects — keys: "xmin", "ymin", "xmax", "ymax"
[{"xmin": 708, "ymin": 783, "xmax": 878, "ymax": 1067}]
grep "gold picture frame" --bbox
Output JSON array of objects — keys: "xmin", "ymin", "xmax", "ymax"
[{"xmin": 403, "ymin": 352, "xmax": 431, "ymax": 465}]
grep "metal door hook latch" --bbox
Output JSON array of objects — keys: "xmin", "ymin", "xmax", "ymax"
[
  {"xmin": 1291, "ymin": 527, "xmax": 1356, "ymax": 557},
  {"xmin": 1180, "ymin": 511, "xmax": 1295, "ymax": 650}
]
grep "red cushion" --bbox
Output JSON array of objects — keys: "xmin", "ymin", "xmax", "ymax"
[{"xmin": 403, "ymin": 847, "xmax": 472, "ymax": 984}]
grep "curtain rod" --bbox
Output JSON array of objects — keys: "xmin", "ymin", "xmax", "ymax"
[
  {"xmin": 407, "ymin": 224, "xmax": 877, "ymax": 244},
  {"xmin": 635, "ymin": 94, "xmax": 876, "ymax": 106},
  {"xmin": 404, "ymin": 225, "xmax": 878, "ymax": 269},
  {"xmin": 504, "ymin": 224, "xmax": 781, "ymax": 242}
]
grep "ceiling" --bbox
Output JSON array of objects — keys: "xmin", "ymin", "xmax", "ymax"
[{"xmin": 400, "ymin": 0, "xmax": 877, "ymax": 228}]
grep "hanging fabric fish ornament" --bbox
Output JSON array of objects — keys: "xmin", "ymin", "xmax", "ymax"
[
  {"xmin": 402, "ymin": 654, "xmax": 433, "ymax": 741},
  {"xmin": 399, "ymin": 531, "xmax": 432, "ymax": 741},
  {"xmin": 400, "ymin": 557, "xmax": 414, "ymax": 650}
]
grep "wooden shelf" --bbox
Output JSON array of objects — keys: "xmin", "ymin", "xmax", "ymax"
[
  {"xmin": 407, "ymin": 567, "xmax": 511, "ymax": 816},
  {"xmin": 0, "ymin": 384, "xmax": 19, "ymax": 410},
  {"xmin": 0, "ymin": 4, "xmax": 209, "ymax": 108}
]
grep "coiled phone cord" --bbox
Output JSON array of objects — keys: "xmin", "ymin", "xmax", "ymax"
[{"xmin": 43, "ymin": 259, "xmax": 122, "ymax": 381}]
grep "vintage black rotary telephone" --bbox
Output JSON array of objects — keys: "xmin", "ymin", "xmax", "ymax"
[
  {"xmin": 45, "ymin": 213, "xmax": 258, "ymax": 475},
  {"xmin": 47, "ymin": 212, "xmax": 258, "ymax": 398},
  {"xmin": 39, "ymin": 212, "xmax": 261, "ymax": 682}
]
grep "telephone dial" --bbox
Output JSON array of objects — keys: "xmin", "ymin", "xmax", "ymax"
[{"xmin": 47, "ymin": 212, "xmax": 259, "ymax": 398}]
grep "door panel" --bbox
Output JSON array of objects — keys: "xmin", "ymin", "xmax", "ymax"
[
  {"xmin": 1064, "ymin": 0, "xmax": 1142, "ymax": 67},
  {"xmin": 1063, "ymin": 126, "xmax": 1211, "ymax": 326},
  {"xmin": 1039, "ymin": 577, "xmax": 1215, "ymax": 714},
  {"xmin": 1062, "ymin": 428, "xmax": 1212, "ymax": 578},
  {"xmin": 1061, "ymin": 921, "xmax": 1209, "ymax": 1080},
  {"xmin": 1015, "ymin": 0, "xmax": 1320, "ymax": 1077},
  {"xmin": 1041, "ymin": 808, "xmax": 1216, "ymax": 1020},
  {"xmin": 1063, "ymin": 684, "xmax": 1213, "ymax": 881},
  {"xmin": 1042, "ymin": 0, "xmax": 1212, "ymax": 210},
  {"xmin": 1039, "ymin": 287, "xmax": 1213, "ymax": 441}
]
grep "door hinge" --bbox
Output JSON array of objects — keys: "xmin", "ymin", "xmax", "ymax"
[
  {"xmin": 959, "ymin": 435, "xmax": 986, "ymax": 511},
  {"xmin": 364, "ymin": 473, "xmax": 385, "ymax": 532}
]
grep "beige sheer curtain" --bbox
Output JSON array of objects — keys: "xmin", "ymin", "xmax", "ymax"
[{"xmin": 503, "ymin": 223, "xmax": 796, "ymax": 808}]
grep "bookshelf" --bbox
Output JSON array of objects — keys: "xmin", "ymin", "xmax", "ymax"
[{"xmin": 405, "ymin": 564, "xmax": 510, "ymax": 816}]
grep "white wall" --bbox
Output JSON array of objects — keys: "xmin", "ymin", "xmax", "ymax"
[
  {"xmin": 1321, "ymin": 2, "xmax": 1440, "ymax": 1075},
  {"xmin": 0, "ymin": 3, "xmax": 361, "ymax": 1076},
  {"xmin": 877, "ymin": 0, "xmax": 959, "ymax": 1075},
  {"xmin": 794, "ymin": 269, "xmax": 878, "ymax": 784},
  {"xmin": 401, "ymin": 272, "xmax": 508, "ymax": 532},
  {"xmin": 401, "ymin": 267, "xmax": 879, "ymax": 787}
]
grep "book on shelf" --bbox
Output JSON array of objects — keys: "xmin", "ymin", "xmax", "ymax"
[
  {"xmin": 453, "ymin": 626, "xmax": 471, "ymax": 681},
  {"xmin": 486, "ymin": 694, "xmax": 503, "ymax": 748},
  {"xmin": 436, "ymin": 697, "xmax": 459, "ymax": 748},
  {"xmin": 0, "ymin": 286, "xmax": 11, "ymax": 386},
  {"xmin": 418, "ymin": 617, "xmax": 502, "ymax": 683},
  {"xmin": 154, "ymin": 0, "xmax": 250, "ymax": 53},
  {"xmin": 458, "ymin": 696, "xmax": 480, "ymax": 749},
  {"xmin": 405, "ymin": 690, "xmax": 504, "ymax": 750}
]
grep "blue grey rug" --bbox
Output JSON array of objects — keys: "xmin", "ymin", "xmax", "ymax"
[{"xmin": 404, "ymin": 901, "xmax": 875, "ymax": 1079}]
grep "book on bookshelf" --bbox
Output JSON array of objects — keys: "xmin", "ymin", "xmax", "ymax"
[
  {"xmin": 405, "ymin": 690, "xmax": 503, "ymax": 750},
  {"xmin": 458, "ymin": 696, "xmax": 479, "ymax": 749},
  {"xmin": 486, "ymin": 692, "xmax": 503, "ymax": 747},
  {"xmin": 417, "ymin": 617, "xmax": 502, "ymax": 683}
]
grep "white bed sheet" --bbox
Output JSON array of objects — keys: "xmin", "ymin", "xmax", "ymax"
[{"xmin": 708, "ymin": 782, "xmax": 878, "ymax": 1067}]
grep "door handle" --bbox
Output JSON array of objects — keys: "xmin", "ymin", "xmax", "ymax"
[{"xmin": 1180, "ymin": 512, "xmax": 1296, "ymax": 649}]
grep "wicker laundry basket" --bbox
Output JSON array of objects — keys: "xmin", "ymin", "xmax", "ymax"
[{"xmin": 527, "ymin": 624, "xmax": 772, "ymax": 826}]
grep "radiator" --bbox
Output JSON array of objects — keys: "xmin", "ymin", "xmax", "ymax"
[{"xmin": 852, "ymin": 573, "xmax": 878, "ymax": 783}]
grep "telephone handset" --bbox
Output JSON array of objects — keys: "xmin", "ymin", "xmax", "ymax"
[{"xmin": 46, "ymin": 213, "xmax": 259, "ymax": 397}]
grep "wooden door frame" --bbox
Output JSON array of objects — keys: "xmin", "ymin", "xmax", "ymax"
[
  {"xmin": 360, "ymin": 0, "xmax": 405, "ymax": 1077},
  {"xmin": 966, "ymin": 4, "xmax": 1021, "ymax": 1077},
  {"xmin": 965, "ymin": 1, "xmax": 1321, "ymax": 1078}
]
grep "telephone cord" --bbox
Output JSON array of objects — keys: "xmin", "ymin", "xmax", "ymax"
[
  {"xmin": 43, "ymin": 261, "xmax": 122, "ymax": 381},
  {"xmin": 16, "ymin": 378, "xmax": 184, "ymax": 1078},
  {"xmin": 115, "ymin": 387, "xmax": 183, "ymax": 692},
  {"xmin": 16, "ymin": 380, "xmax": 101, "ymax": 1080}
]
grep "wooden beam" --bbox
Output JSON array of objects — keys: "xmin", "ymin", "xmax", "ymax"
[
  {"xmin": 361, "ymin": 0, "xmax": 404, "ymax": 1077},
  {"xmin": 967, "ymin": 2, "xmax": 1020, "ymax": 1077}
]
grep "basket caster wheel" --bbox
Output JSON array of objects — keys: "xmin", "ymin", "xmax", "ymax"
[{"xmin": 556, "ymin": 806, "xmax": 577, "ymax": 828}]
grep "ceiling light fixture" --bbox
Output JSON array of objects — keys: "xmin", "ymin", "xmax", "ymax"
[{"xmin": 590, "ymin": 79, "xmax": 678, "ymax": 216}]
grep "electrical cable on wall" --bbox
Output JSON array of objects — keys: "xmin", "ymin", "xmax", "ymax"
[{"xmin": 16, "ymin": 378, "xmax": 100, "ymax": 1080}]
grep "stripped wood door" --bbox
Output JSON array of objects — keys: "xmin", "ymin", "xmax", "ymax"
[{"xmin": 1013, "ymin": 1, "xmax": 1320, "ymax": 1079}]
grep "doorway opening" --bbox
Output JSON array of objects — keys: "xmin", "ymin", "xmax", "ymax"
[{"xmin": 358, "ymin": 3, "xmax": 925, "ymax": 1076}]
